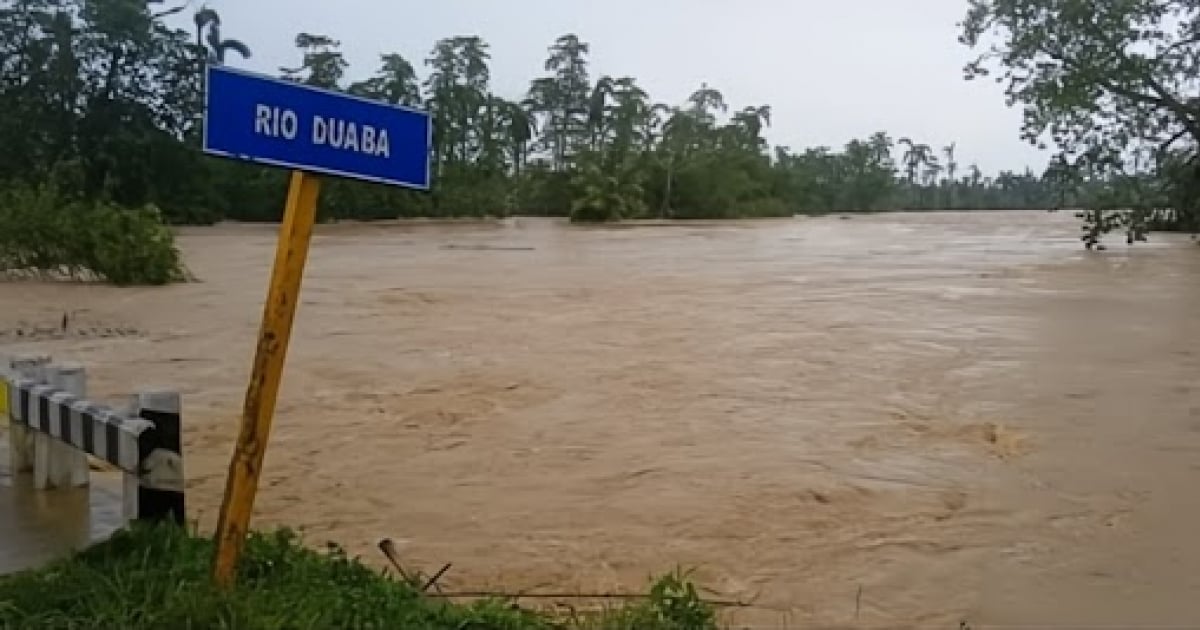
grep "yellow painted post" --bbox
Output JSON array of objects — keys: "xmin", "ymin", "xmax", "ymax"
[{"xmin": 212, "ymin": 170, "xmax": 321, "ymax": 587}]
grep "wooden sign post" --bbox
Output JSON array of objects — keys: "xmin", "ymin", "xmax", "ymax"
[
  {"xmin": 212, "ymin": 171, "xmax": 320, "ymax": 587},
  {"xmin": 202, "ymin": 65, "xmax": 431, "ymax": 588}
]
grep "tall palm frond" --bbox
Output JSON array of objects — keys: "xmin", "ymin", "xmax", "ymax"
[
  {"xmin": 213, "ymin": 39, "xmax": 251, "ymax": 63},
  {"xmin": 193, "ymin": 7, "xmax": 219, "ymax": 48}
]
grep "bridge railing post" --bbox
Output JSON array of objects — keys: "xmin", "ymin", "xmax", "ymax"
[
  {"xmin": 125, "ymin": 389, "xmax": 185, "ymax": 524},
  {"xmin": 36, "ymin": 364, "xmax": 90, "ymax": 489},
  {"xmin": 6, "ymin": 355, "xmax": 50, "ymax": 474},
  {"xmin": 4, "ymin": 357, "xmax": 185, "ymax": 525}
]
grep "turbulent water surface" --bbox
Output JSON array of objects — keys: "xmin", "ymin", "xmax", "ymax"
[{"xmin": 2, "ymin": 211, "xmax": 1198, "ymax": 626}]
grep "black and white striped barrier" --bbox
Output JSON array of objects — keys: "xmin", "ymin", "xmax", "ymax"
[{"xmin": 3, "ymin": 358, "xmax": 185, "ymax": 524}]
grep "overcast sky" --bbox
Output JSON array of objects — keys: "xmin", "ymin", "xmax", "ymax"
[{"xmin": 179, "ymin": 0, "xmax": 1048, "ymax": 175}]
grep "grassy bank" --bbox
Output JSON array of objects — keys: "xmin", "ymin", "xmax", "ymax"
[{"xmin": 0, "ymin": 524, "xmax": 719, "ymax": 629}]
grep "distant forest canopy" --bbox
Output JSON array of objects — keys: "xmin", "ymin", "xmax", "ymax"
[{"xmin": 0, "ymin": 0, "xmax": 1193, "ymax": 241}]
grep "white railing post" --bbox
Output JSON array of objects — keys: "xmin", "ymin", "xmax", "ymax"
[
  {"xmin": 6, "ymin": 355, "xmax": 50, "ymax": 474},
  {"xmin": 124, "ymin": 389, "xmax": 185, "ymax": 524},
  {"xmin": 34, "ymin": 364, "xmax": 90, "ymax": 489},
  {"xmin": 5, "ymin": 359, "xmax": 186, "ymax": 524}
]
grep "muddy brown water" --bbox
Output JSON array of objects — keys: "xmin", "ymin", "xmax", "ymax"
[
  {"xmin": 0, "ymin": 440, "xmax": 125, "ymax": 574},
  {"xmin": 1, "ymin": 210, "xmax": 1198, "ymax": 626}
]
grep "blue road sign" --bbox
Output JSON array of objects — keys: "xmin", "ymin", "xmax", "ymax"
[{"xmin": 203, "ymin": 65, "xmax": 432, "ymax": 190}]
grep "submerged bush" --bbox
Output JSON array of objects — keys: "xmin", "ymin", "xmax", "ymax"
[
  {"xmin": 0, "ymin": 183, "xmax": 187, "ymax": 285},
  {"xmin": 569, "ymin": 160, "xmax": 647, "ymax": 223},
  {"xmin": 0, "ymin": 524, "xmax": 721, "ymax": 630}
]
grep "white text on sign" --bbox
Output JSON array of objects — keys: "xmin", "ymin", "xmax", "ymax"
[{"xmin": 254, "ymin": 105, "xmax": 391, "ymax": 158}]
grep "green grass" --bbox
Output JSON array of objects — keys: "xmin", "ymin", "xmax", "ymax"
[{"xmin": 0, "ymin": 524, "xmax": 719, "ymax": 630}]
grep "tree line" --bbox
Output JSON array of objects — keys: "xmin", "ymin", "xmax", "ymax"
[
  {"xmin": 2, "ymin": 0, "xmax": 1086, "ymax": 225},
  {"xmin": 3, "ymin": 0, "xmax": 1195, "ymax": 239}
]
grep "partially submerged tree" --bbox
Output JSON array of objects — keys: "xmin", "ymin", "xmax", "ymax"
[{"xmin": 960, "ymin": 0, "xmax": 1200, "ymax": 245}]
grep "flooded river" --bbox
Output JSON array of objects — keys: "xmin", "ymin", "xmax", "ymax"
[
  {"xmin": 1, "ymin": 210, "xmax": 1198, "ymax": 626},
  {"xmin": 0, "ymin": 439, "xmax": 124, "ymax": 574}
]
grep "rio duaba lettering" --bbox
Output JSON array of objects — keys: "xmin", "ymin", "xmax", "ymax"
[{"xmin": 254, "ymin": 105, "xmax": 391, "ymax": 158}]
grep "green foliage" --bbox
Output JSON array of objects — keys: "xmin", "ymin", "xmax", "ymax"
[
  {"xmin": 435, "ymin": 171, "xmax": 511, "ymax": 218},
  {"xmin": 961, "ymin": 0, "xmax": 1200, "ymax": 241},
  {"xmin": 569, "ymin": 159, "xmax": 646, "ymax": 222},
  {"xmin": 350, "ymin": 54, "xmax": 422, "ymax": 106},
  {"xmin": 0, "ymin": 524, "xmax": 719, "ymax": 630},
  {"xmin": 0, "ymin": 0, "xmax": 205, "ymax": 222},
  {"xmin": 530, "ymin": 34, "xmax": 593, "ymax": 172},
  {"xmin": 282, "ymin": 33, "xmax": 348, "ymax": 88},
  {"xmin": 6, "ymin": 3, "xmax": 1190, "ymax": 237},
  {"xmin": 514, "ymin": 167, "xmax": 573, "ymax": 216},
  {"xmin": 774, "ymin": 133, "xmax": 898, "ymax": 215},
  {"xmin": 576, "ymin": 570, "xmax": 717, "ymax": 630},
  {"xmin": 0, "ymin": 183, "xmax": 187, "ymax": 285}
]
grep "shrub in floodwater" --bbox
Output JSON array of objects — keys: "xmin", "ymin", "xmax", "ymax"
[
  {"xmin": 569, "ymin": 161, "xmax": 647, "ymax": 223},
  {"xmin": 0, "ymin": 523, "xmax": 721, "ymax": 630},
  {"xmin": 0, "ymin": 182, "xmax": 187, "ymax": 285}
]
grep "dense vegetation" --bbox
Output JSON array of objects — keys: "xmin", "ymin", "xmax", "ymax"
[
  {"xmin": 0, "ymin": 524, "xmax": 721, "ymax": 629},
  {"xmin": 3, "ymin": 0, "xmax": 1085, "ymax": 230},
  {"xmin": 961, "ymin": 0, "xmax": 1200, "ymax": 246},
  {"xmin": 0, "ymin": 182, "xmax": 186, "ymax": 284}
]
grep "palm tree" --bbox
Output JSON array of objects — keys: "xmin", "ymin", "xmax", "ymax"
[
  {"xmin": 423, "ymin": 37, "xmax": 491, "ymax": 169},
  {"xmin": 498, "ymin": 99, "xmax": 535, "ymax": 176},
  {"xmin": 349, "ymin": 54, "xmax": 421, "ymax": 106},
  {"xmin": 193, "ymin": 7, "xmax": 250, "ymax": 65},
  {"xmin": 644, "ymin": 103, "xmax": 671, "ymax": 152},
  {"xmin": 730, "ymin": 105, "xmax": 771, "ymax": 151},
  {"xmin": 660, "ymin": 107, "xmax": 698, "ymax": 217},
  {"xmin": 584, "ymin": 76, "xmax": 652, "ymax": 169},
  {"xmin": 868, "ymin": 132, "xmax": 894, "ymax": 167},
  {"xmin": 942, "ymin": 143, "xmax": 958, "ymax": 183},
  {"xmin": 898, "ymin": 137, "xmax": 933, "ymax": 185},
  {"xmin": 687, "ymin": 83, "xmax": 727, "ymax": 126},
  {"xmin": 610, "ymin": 78, "xmax": 651, "ymax": 151},
  {"xmin": 898, "ymin": 137, "xmax": 938, "ymax": 207},
  {"xmin": 587, "ymin": 76, "xmax": 614, "ymax": 151},
  {"xmin": 150, "ymin": 0, "xmax": 188, "ymax": 19},
  {"xmin": 523, "ymin": 77, "xmax": 559, "ymax": 168},
  {"xmin": 534, "ymin": 34, "xmax": 592, "ymax": 171},
  {"xmin": 943, "ymin": 143, "xmax": 958, "ymax": 207},
  {"xmin": 968, "ymin": 164, "xmax": 983, "ymax": 188},
  {"xmin": 922, "ymin": 162, "xmax": 943, "ymax": 188}
]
